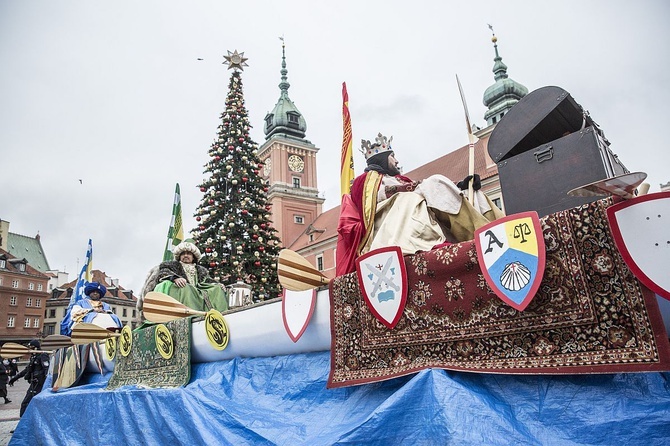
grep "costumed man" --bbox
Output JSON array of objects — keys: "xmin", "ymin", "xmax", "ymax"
[
  {"xmin": 69, "ymin": 282, "xmax": 122, "ymax": 332},
  {"xmin": 9, "ymin": 339, "xmax": 49, "ymax": 417},
  {"xmin": 139, "ymin": 239, "xmax": 228, "ymax": 315},
  {"xmin": 337, "ymin": 132, "xmax": 504, "ymax": 275}
]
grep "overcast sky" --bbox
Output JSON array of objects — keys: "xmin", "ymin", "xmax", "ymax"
[{"xmin": 1, "ymin": 1, "xmax": 668, "ymax": 293}]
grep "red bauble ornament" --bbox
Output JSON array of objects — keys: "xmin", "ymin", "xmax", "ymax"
[
  {"xmin": 238, "ymin": 137, "xmax": 244, "ymax": 142},
  {"xmin": 265, "ymin": 205, "xmax": 271, "ymax": 210},
  {"xmin": 209, "ymin": 262, "xmax": 217, "ymax": 268},
  {"xmin": 206, "ymin": 247, "xmax": 212, "ymax": 253},
  {"xmin": 214, "ymin": 155, "xmax": 221, "ymax": 161},
  {"xmin": 199, "ymin": 225, "xmax": 205, "ymax": 230},
  {"xmin": 200, "ymin": 187, "xmax": 206, "ymax": 192},
  {"xmin": 254, "ymin": 261, "xmax": 261, "ymax": 267},
  {"xmin": 208, "ymin": 199, "xmax": 214, "ymax": 205},
  {"xmin": 242, "ymin": 177, "xmax": 248, "ymax": 182},
  {"xmin": 252, "ymin": 234, "xmax": 258, "ymax": 239},
  {"xmin": 263, "ymin": 187, "xmax": 268, "ymax": 192},
  {"xmin": 260, "ymin": 224, "xmax": 266, "ymax": 229},
  {"xmin": 259, "ymin": 246, "xmax": 265, "ymax": 252},
  {"xmin": 242, "ymin": 209, "xmax": 248, "ymax": 215},
  {"xmin": 196, "ymin": 216, "xmax": 201, "ymax": 221}
]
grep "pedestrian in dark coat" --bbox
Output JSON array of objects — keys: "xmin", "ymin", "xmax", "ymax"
[
  {"xmin": 0, "ymin": 357, "xmax": 11, "ymax": 404},
  {"xmin": 8, "ymin": 339, "xmax": 49, "ymax": 417}
]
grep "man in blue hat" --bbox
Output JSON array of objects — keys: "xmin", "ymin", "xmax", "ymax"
[{"xmin": 69, "ymin": 282, "xmax": 122, "ymax": 329}]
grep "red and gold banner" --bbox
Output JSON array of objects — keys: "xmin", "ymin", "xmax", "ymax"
[{"xmin": 340, "ymin": 82, "xmax": 354, "ymax": 196}]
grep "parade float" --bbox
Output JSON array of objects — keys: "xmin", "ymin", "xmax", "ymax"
[{"xmin": 5, "ymin": 83, "xmax": 670, "ymax": 445}]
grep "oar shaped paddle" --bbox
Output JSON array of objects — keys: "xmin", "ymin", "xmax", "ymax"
[
  {"xmin": 277, "ymin": 249, "xmax": 330, "ymax": 291},
  {"xmin": 70, "ymin": 323, "xmax": 121, "ymax": 345},
  {"xmin": 0, "ymin": 343, "xmax": 53, "ymax": 359},
  {"xmin": 41, "ymin": 334, "xmax": 74, "ymax": 350},
  {"xmin": 142, "ymin": 291, "xmax": 207, "ymax": 323}
]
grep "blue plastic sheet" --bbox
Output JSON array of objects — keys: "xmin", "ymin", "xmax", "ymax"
[{"xmin": 10, "ymin": 351, "xmax": 670, "ymax": 445}]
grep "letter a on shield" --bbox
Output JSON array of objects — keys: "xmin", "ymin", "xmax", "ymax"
[
  {"xmin": 356, "ymin": 246, "xmax": 408, "ymax": 329},
  {"xmin": 474, "ymin": 211, "xmax": 545, "ymax": 311}
]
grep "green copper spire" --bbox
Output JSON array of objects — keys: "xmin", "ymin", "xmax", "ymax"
[
  {"xmin": 483, "ymin": 26, "xmax": 528, "ymax": 126},
  {"xmin": 264, "ymin": 39, "xmax": 307, "ymax": 140}
]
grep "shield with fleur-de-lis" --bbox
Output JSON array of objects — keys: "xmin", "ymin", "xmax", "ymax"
[
  {"xmin": 355, "ymin": 246, "xmax": 408, "ymax": 329},
  {"xmin": 475, "ymin": 211, "xmax": 545, "ymax": 311},
  {"xmin": 607, "ymin": 191, "xmax": 670, "ymax": 301}
]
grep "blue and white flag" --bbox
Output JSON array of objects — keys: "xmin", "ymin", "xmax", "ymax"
[{"xmin": 60, "ymin": 239, "xmax": 92, "ymax": 336}]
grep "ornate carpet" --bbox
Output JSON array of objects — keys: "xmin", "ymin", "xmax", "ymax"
[
  {"xmin": 107, "ymin": 317, "xmax": 191, "ymax": 389},
  {"xmin": 328, "ymin": 198, "xmax": 670, "ymax": 387}
]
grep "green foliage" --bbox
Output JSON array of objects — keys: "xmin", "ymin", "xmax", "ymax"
[{"xmin": 193, "ymin": 71, "xmax": 283, "ymax": 302}]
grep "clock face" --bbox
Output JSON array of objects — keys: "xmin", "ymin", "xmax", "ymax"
[
  {"xmin": 263, "ymin": 158, "xmax": 272, "ymax": 176},
  {"xmin": 288, "ymin": 155, "xmax": 305, "ymax": 172}
]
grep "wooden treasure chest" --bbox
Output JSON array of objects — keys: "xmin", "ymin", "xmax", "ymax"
[{"xmin": 488, "ymin": 86, "xmax": 628, "ymax": 217}]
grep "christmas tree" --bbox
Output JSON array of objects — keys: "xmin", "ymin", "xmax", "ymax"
[{"xmin": 193, "ymin": 50, "xmax": 283, "ymax": 302}]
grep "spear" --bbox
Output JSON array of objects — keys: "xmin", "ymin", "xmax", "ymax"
[{"xmin": 456, "ymin": 74, "xmax": 477, "ymax": 203}]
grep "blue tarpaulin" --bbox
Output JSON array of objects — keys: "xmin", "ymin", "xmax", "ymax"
[{"xmin": 10, "ymin": 351, "xmax": 670, "ymax": 445}]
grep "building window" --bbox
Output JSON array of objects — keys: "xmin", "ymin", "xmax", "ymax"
[
  {"xmin": 294, "ymin": 215, "xmax": 304, "ymax": 224},
  {"xmin": 492, "ymin": 197, "xmax": 502, "ymax": 210},
  {"xmin": 0, "ymin": 259, "xmax": 5, "ymax": 268},
  {"xmin": 12, "ymin": 280, "xmax": 19, "ymax": 288},
  {"xmin": 287, "ymin": 113, "xmax": 299, "ymax": 123},
  {"xmin": 17, "ymin": 263, "xmax": 25, "ymax": 272},
  {"xmin": 316, "ymin": 254, "xmax": 324, "ymax": 271},
  {"xmin": 62, "ymin": 308, "xmax": 67, "ymax": 317},
  {"xmin": 265, "ymin": 114, "xmax": 273, "ymax": 127},
  {"xmin": 123, "ymin": 308, "xmax": 127, "ymax": 317},
  {"xmin": 132, "ymin": 309, "xmax": 136, "ymax": 318},
  {"xmin": 49, "ymin": 309, "xmax": 56, "ymax": 318},
  {"xmin": 46, "ymin": 325, "xmax": 55, "ymax": 335},
  {"xmin": 7, "ymin": 317, "xmax": 15, "ymax": 328},
  {"xmin": 10, "ymin": 296, "xmax": 17, "ymax": 306},
  {"xmin": 0, "ymin": 277, "xmax": 2, "ymax": 286},
  {"xmin": 33, "ymin": 318, "xmax": 40, "ymax": 328},
  {"xmin": 26, "ymin": 298, "xmax": 32, "ymax": 307},
  {"xmin": 29, "ymin": 282, "xmax": 35, "ymax": 290},
  {"xmin": 112, "ymin": 307, "xmax": 117, "ymax": 314},
  {"xmin": 24, "ymin": 317, "xmax": 30, "ymax": 328},
  {"xmin": 36, "ymin": 299, "xmax": 41, "ymax": 307},
  {"xmin": 37, "ymin": 284, "xmax": 43, "ymax": 291},
  {"xmin": 292, "ymin": 177, "xmax": 301, "ymax": 188},
  {"xmin": 309, "ymin": 234, "xmax": 314, "ymax": 242}
]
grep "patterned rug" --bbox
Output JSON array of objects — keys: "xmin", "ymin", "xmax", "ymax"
[
  {"xmin": 107, "ymin": 317, "xmax": 191, "ymax": 389},
  {"xmin": 328, "ymin": 198, "xmax": 670, "ymax": 387}
]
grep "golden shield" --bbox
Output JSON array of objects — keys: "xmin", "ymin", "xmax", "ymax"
[
  {"xmin": 119, "ymin": 325, "xmax": 133, "ymax": 358},
  {"xmin": 104, "ymin": 337, "xmax": 117, "ymax": 361},
  {"xmin": 154, "ymin": 324, "xmax": 174, "ymax": 360},
  {"xmin": 205, "ymin": 309, "xmax": 229, "ymax": 351}
]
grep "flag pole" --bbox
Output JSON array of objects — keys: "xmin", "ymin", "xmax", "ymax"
[
  {"xmin": 456, "ymin": 74, "xmax": 477, "ymax": 203},
  {"xmin": 163, "ymin": 183, "xmax": 184, "ymax": 261},
  {"xmin": 340, "ymin": 82, "xmax": 355, "ymax": 197}
]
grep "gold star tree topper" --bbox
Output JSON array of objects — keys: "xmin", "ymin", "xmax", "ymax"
[{"xmin": 223, "ymin": 50, "xmax": 249, "ymax": 71}]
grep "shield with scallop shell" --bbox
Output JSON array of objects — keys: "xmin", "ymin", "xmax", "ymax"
[{"xmin": 474, "ymin": 211, "xmax": 546, "ymax": 312}]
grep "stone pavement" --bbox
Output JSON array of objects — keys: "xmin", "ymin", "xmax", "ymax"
[{"xmin": 0, "ymin": 378, "xmax": 28, "ymax": 446}]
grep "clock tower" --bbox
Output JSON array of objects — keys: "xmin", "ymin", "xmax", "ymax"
[{"xmin": 257, "ymin": 42, "xmax": 324, "ymax": 248}]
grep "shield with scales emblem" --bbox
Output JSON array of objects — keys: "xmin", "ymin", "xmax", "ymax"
[
  {"xmin": 607, "ymin": 191, "xmax": 670, "ymax": 300},
  {"xmin": 475, "ymin": 211, "xmax": 545, "ymax": 312},
  {"xmin": 355, "ymin": 246, "xmax": 407, "ymax": 329}
]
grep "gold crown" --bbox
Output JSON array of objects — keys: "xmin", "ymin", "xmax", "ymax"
[{"xmin": 360, "ymin": 133, "xmax": 393, "ymax": 161}]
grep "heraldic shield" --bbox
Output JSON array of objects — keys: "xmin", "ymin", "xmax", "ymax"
[
  {"xmin": 607, "ymin": 191, "xmax": 670, "ymax": 301},
  {"xmin": 475, "ymin": 211, "xmax": 546, "ymax": 311},
  {"xmin": 355, "ymin": 246, "xmax": 408, "ymax": 329}
]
